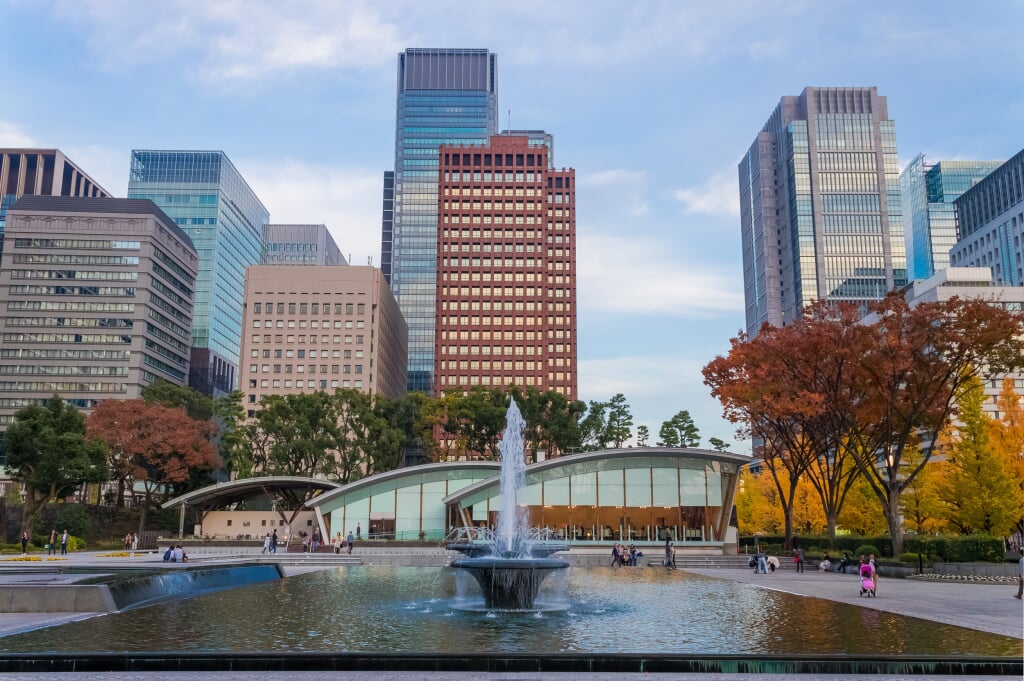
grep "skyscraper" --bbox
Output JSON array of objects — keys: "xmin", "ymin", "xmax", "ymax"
[
  {"xmin": 381, "ymin": 48, "xmax": 499, "ymax": 393},
  {"xmin": 434, "ymin": 134, "xmax": 577, "ymax": 400},
  {"xmin": 261, "ymin": 224, "xmax": 345, "ymax": 266},
  {"xmin": 0, "ymin": 149, "xmax": 110, "ymax": 261},
  {"xmin": 127, "ymin": 150, "xmax": 269, "ymax": 395},
  {"xmin": 739, "ymin": 87, "xmax": 906, "ymax": 336},
  {"xmin": 949, "ymin": 148, "xmax": 1024, "ymax": 286},
  {"xmin": 900, "ymin": 154, "xmax": 1001, "ymax": 281}
]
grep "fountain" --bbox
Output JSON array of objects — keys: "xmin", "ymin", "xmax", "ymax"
[{"xmin": 448, "ymin": 397, "xmax": 569, "ymax": 610}]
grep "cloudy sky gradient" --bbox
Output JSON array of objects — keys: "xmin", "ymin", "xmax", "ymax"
[{"xmin": 2, "ymin": 1, "xmax": 1021, "ymax": 450}]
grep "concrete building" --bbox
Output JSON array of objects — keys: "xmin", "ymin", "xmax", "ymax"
[
  {"xmin": 949, "ymin": 148, "xmax": 1024, "ymax": 286},
  {"xmin": 739, "ymin": 87, "xmax": 906, "ymax": 335},
  {"xmin": 900, "ymin": 154, "xmax": 1001, "ymax": 282},
  {"xmin": 0, "ymin": 149, "xmax": 111, "ymax": 261},
  {"xmin": 0, "ymin": 196, "xmax": 198, "ymax": 457},
  {"xmin": 239, "ymin": 265, "xmax": 407, "ymax": 416},
  {"xmin": 261, "ymin": 224, "xmax": 345, "ymax": 266},
  {"xmin": 434, "ymin": 134, "xmax": 577, "ymax": 400},
  {"xmin": 381, "ymin": 48, "xmax": 500, "ymax": 393},
  {"xmin": 127, "ymin": 150, "xmax": 269, "ymax": 395}
]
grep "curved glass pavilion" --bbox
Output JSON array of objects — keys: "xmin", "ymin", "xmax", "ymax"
[{"xmin": 309, "ymin": 448, "xmax": 751, "ymax": 548}]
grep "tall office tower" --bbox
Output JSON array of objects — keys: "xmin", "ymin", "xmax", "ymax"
[
  {"xmin": 950, "ymin": 148, "xmax": 1024, "ymax": 286},
  {"xmin": 0, "ymin": 149, "xmax": 110, "ymax": 260},
  {"xmin": 900, "ymin": 154, "xmax": 1001, "ymax": 281},
  {"xmin": 434, "ymin": 135, "xmax": 577, "ymax": 401},
  {"xmin": 738, "ymin": 87, "xmax": 906, "ymax": 336},
  {"xmin": 381, "ymin": 48, "xmax": 499, "ymax": 393},
  {"xmin": 0, "ymin": 197, "xmax": 197, "ymax": 446},
  {"xmin": 239, "ymin": 265, "xmax": 407, "ymax": 415},
  {"xmin": 127, "ymin": 150, "xmax": 269, "ymax": 395},
  {"xmin": 261, "ymin": 224, "xmax": 345, "ymax": 266}
]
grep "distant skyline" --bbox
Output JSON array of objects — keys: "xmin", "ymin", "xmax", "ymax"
[{"xmin": 1, "ymin": 1, "xmax": 1021, "ymax": 451}]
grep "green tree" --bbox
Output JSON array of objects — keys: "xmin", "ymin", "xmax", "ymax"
[
  {"xmin": 604, "ymin": 393, "xmax": 634, "ymax": 448},
  {"xmin": 658, "ymin": 410, "xmax": 700, "ymax": 447},
  {"xmin": 578, "ymin": 400, "xmax": 609, "ymax": 451},
  {"xmin": 636, "ymin": 425, "xmax": 650, "ymax": 447},
  {"xmin": 708, "ymin": 437, "xmax": 730, "ymax": 452},
  {"xmin": 255, "ymin": 392, "xmax": 344, "ymax": 477},
  {"xmin": 141, "ymin": 379, "xmax": 214, "ymax": 421},
  {"xmin": 5, "ymin": 397, "xmax": 108, "ymax": 534}
]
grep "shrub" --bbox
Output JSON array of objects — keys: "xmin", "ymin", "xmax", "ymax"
[
  {"xmin": 854, "ymin": 544, "xmax": 881, "ymax": 559},
  {"xmin": 903, "ymin": 535, "xmax": 1003, "ymax": 562},
  {"xmin": 55, "ymin": 505, "xmax": 93, "ymax": 540},
  {"xmin": 897, "ymin": 552, "xmax": 926, "ymax": 564}
]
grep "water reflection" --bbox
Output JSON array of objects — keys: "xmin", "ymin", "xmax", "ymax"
[{"xmin": 0, "ymin": 566, "xmax": 1017, "ymax": 656}]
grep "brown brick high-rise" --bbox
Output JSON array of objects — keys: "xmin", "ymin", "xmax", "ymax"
[{"xmin": 434, "ymin": 134, "xmax": 576, "ymax": 400}]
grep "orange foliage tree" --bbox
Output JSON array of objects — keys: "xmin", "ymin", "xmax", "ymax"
[{"xmin": 88, "ymin": 399, "xmax": 220, "ymax": 533}]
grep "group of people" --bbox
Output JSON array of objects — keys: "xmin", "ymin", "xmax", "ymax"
[
  {"xmin": 610, "ymin": 543, "xmax": 644, "ymax": 566},
  {"xmin": 261, "ymin": 530, "xmax": 279, "ymax": 554},
  {"xmin": 162, "ymin": 545, "xmax": 188, "ymax": 563},
  {"xmin": 333, "ymin": 530, "xmax": 356, "ymax": 554},
  {"xmin": 38, "ymin": 529, "xmax": 70, "ymax": 556},
  {"xmin": 122, "ymin": 532, "xmax": 139, "ymax": 551}
]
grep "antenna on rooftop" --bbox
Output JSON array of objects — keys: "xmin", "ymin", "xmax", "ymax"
[{"xmin": 507, "ymin": 108, "xmax": 511, "ymax": 132}]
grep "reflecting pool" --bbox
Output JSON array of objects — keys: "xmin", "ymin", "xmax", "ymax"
[{"xmin": 1, "ymin": 566, "xmax": 1018, "ymax": 656}]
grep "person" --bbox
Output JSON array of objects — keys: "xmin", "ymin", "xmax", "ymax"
[
  {"xmin": 20, "ymin": 531, "xmax": 28, "ymax": 555},
  {"xmin": 346, "ymin": 530, "xmax": 355, "ymax": 554},
  {"xmin": 163, "ymin": 546, "xmax": 173, "ymax": 562},
  {"xmin": 610, "ymin": 544, "xmax": 621, "ymax": 567},
  {"xmin": 1015, "ymin": 548, "xmax": 1023, "ymax": 600},
  {"xmin": 48, "ymin": 529, "xmax": 57, "ymax": 556},
  {"xmin": 335, "ymin": 532, "xmax": 342, "ymax": 554},
  {"xmin": 271, "ymin": 529, "xmax": 278, "ymax": 554},
  {"xmin": 628, "ymin": 545, "xmax": 638, "ymax": 566},
  {"xmin": 665, "ymin": 541, "xmax": 676, "ymax": 569},
  {"xmin": 60, "ymin": 529, "xmax": 69, "ymax": 555},
  {"xmin": 868, "ymin": 553, "xmax": 879, "ymax": 592},
  {"xmin": 311, "ymin": 528, "xmax": 321, "ymax": 553},
  {"xmin": 819, "ymin": 551, "xmax": 832, "ymax": 572},
  {"xmin": 837, "ymin": 552, "xmax": 853, "ymax": 574},
  {"xmin": 172, "ymin": 545, "xmax": 184, "ymax": 563},
  {"xmin": 131, "ymin": 533, "xmax": 139, "ymax": 552},
  {"xmin": 302, "ymin": 534, "xmax": 310, "ymax": 553},
  {"xmin": 124, "ymin": 532, "xmax": 132, "ymax": 551},
  {"xmin": 794, "ymin": 546, "xmax": 805, "ymax": 573},
  {"xmin": 262, "ymin": 533, "xmax": 271, "ymax": 554},
  {"xmin": 356, "ymin": 523, "xmax": 362, "ymax": 541},
  {"xmin": 756, "ymin": 548, "xmax": 768, "ymax": 574}
]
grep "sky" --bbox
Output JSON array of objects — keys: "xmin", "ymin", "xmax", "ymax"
[{"xmin": 1, "ymin": 0, "xmax": 1022, "ymax": 452}]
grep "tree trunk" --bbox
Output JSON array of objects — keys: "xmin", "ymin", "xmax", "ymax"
[
  {"xmin": 885, "ymin": 486, "xmax": 904, "ymax": 556},
  {"xmin": 826, "ymin": 513, "xmax": 838, "ymax": 549},
  {"xmin": 782, "ymin": 502, "xmax": 795, "ymax": 550}
]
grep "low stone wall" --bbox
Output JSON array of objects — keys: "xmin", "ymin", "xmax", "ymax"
[
  {"xmin": 0, "ymin": 585, "xmax": 116, "ymax": 613},
  {"xmin": 933, "ymin": 562, "xmax": 1018, "ymax": 577}
]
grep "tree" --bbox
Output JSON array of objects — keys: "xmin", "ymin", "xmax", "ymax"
[
  {"xmin": 255, "ymin": 392, "xmax": 344, "ymax": 477},
  {"xmin": 5, "ymin": 397, "xmax": 107, "ymax": 534},
  {"xmin": 604, "ymin": 393, "xmax": 634, "ymax": 448},
  {"xmin": 88, "ymin": 400, "xmax": 220, "ymax": 533},
  {"xmin": 636, "ymin": 425, "xmax": 650, "ymax": 447},
  {"xmin": 141, "ymin": 379, "xmax": 213, "ymax": 421},
  {"xmin": 989, "ymin": 377, "xmax": 1024, "ymax": 538},
  {"xmin": 658, "ymin": 410, "xmax": 700, "ymax": 447},
  {"xmin": 708, "ymin": 437, "xmax": 730, "ymax": 452},
  {"xmin": 578, "ymin": 400, "xmax": 609, "ymax": 451},
  {"xmin": 937, "ymin": 377, "xmax": 1020, "ymax": 536},
  {"xmin": 734, "ymin": 468, "xmax": 784, "ymax": 535}
]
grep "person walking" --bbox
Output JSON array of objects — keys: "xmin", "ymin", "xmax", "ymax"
[
  {"xmin": 271, "ymin": 529, "xmax": 278, "ymax": 554},
  {"xmin": 262, "ymin": 533, "xmax": 271, "ymax": 554},
  {"xmin": 794, "ymin": 546, "xmax": 805, "ymax": 573},
  {"xmin": 1014, "ymin": 548, "xmax": 1023, "ymax": 600},
  {"xmin": 346, "ymin": 530, "xmax": 355, "ymax": 554},
  {"xmin": 60, "ymin": 529, "xmax": 69, "ymax": 555},
  {"xmin": 665, "ymin": 542, "xmax": 676, "ymax": 569},
  {"xmin": 48, "ymin": 529, "xmax": 57, "ymax": 556}
]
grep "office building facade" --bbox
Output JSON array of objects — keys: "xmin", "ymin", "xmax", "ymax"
[
  {"xmin": 127, "ymin": 150, "xmax": 269, "ymax": 395},
  {"xmin": 261, "ymin": 224, "xmax": 345, "ymax": 266},
  {"xmin": 0, "ymin": 149, "xmax": 110, "ymax": 261},
  {"xmin": 434, "ymin": 135, "xmax": 577, "ymax": 400},
  {"xmin": 900, "ymin": 154, "xmax": 1001, "ymax": 281},
  {"xmin": 239, "ymin": 265, "xmax": 407, "ymax": 415},
  {"xmin": 0, "ymin": 196, "xmax": 197, "ymax": 438},
  {"xmin": 949, "ymin": 148, "xmax": 1024, "ymax": 286},
  {"xmin": 739, "ymin": 87, "xmax": 906, "ymax": 335},
  {"xmin": 381, "ymin": 48, "xmax": 499, "ymax": 393}
]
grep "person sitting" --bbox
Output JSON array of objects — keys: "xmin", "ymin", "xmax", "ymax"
[
  {"xmin": 819, "ymin": 551, "xmax": 832, "ymax": 572},
  {"xmin": 172, "ymin": 545, "xmax": 184, "ymax": 563},
  {"xmin": 837, "ymin": 553, "xmax": 853, "ymax": 573},
  {"xmin": 163, "ymin": 546, "xmax": 173, "ymax": 562}
]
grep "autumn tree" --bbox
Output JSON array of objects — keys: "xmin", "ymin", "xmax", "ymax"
[
  {"xmin": 5, "ymin": 396, "xmax": 107, "ymax": 534},
  {"xmin": 88, "ymin": 399, "xmax": 219, "ymax": 533},
  {"xmin": 734, "ymin": 468, "xmax": 784, "ymax": 535},
  {"xmin": 658, "ymin": 410, "xmax": 701, "ymax": 448},
  {"xmin": 848, "ymin": 294, "xmax": 1024, "ymax": 554},
  {"xmin": 989, "ymin": 377, "xmax": 1024, "ymax": 537}
]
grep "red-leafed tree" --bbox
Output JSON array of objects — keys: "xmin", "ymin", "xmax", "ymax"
[{"xmin": 88, "ymin": 399, "xmax": 220, "ymax": 533}]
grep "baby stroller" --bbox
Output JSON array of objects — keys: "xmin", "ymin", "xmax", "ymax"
[{"xmin": 858, "ymin": 563, "xmax": 876, "ymax": 597}]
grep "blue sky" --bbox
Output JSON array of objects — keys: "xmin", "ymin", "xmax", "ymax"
[{"xmin": 1, "ymin": 1, "xmax": 1022, "ymax": 451}]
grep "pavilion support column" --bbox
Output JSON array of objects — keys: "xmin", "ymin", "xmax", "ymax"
[{"xmin": 178, "ymin": 503, "xmax": 186, "ymax": 539}]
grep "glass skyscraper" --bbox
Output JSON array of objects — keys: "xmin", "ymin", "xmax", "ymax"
[
  {"xmin": 381, "ymin": 48, "xmax": 499, "ymax": 393},
  {"xmin": 900, "ymin": 154, "xmax": 1002, "ymax": 281},
  {"xmin": 127, "ymin": 150, "xmax": 269, "ymax": 394},
  {"xmin": 739, "ymin": 87, "xmax": 906, "ymax": 335}
]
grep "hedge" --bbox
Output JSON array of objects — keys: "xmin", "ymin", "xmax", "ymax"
[{"xmin": 738, "ymin": 534, "xmax": 1004, "ymax": 561}]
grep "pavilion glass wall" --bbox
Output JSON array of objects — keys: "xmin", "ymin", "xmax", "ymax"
[{"xmin": 459, "ymin": 457, "xmax": 737, "ymax": 544}]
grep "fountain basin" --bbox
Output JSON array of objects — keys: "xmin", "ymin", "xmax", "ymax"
[
  {"xmin": 447, "ymin": 542, "xmax": 569, "ymax": 559},
  {"xmin": 450, "ymin": 557, "xmax": 569, "ymax": 610}
]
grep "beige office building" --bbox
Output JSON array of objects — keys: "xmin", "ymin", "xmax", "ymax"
[
  {"xmin": 0, "ymin": 196, "xmax": 198, "ymax": 429},
  {"xmin": 240, "ymin": 265, "xmax": 407, "ymax": 414}
]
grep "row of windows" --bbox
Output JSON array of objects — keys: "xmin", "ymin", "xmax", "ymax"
[
  {"xmin": 817, "ymin": 172, "xmax": 879, "ymax": 193},
  {"xmin": 151, "ymin": 278, "xmax": 192, "ymax": 311},
  {"xmin": 816, "ymin": 152, "xmax": 879, "ymax": 172},
  {"xmin": 9, "ymin": 285, "xmax": 137, "ymax": 297},
  {"xmin": 439, "ymin": 374, "xmax": 569, "ymax": 386},
  {"xmin": 12, "ymin": 254, "xmax": 140, "ymax": 266},
  {"xmin": 0, "ymin": 381, "xmax": 127, "ymax": 392},
  {"xmin": 252, "ymin": 302, "xmax": 365, "ymax": 315},
  {"xmin": 4, "ymin": 317, "xmax": 132, "ymax": 329},
  {"xmin": 0, "ymin": 348, "xmax": 129, "ymax": 361},
  {"xmin": 249, "ymin": 364, "xmax": 364, "ymax": 375},
  {"xmin": 440, "ymin": 287, "xmax": 572, "ymax": 302},
  {"xmin": 250, "ymin": 334, "xmax": 364, "ymax": 344},
  {"xmin": 251, "ymin": 348, "xmax": 363, "ymax": 359},
  {"xmin": 444, "ymin": 212, "xmax": 571, "ymax": 224},
  {"xmin": 145, "ymin": 323, "xmax": 189, "ymax": 353},
  {"xmin": 438, "ymin": 331, "xmax": 573, "ymax": 347},
  {"xmin": 442, "ymin": 152, "xmax": 542, "ymax": 167},
  {"xmin": 252, "ymin": 319, "xmax": 364, "ymax": 329},
  {"xmin": 0, "ymin": 397, "xmax": 101, "ymax": 409},
  {"xmin": 148, "ymin": 308, "xmax": 190, "ymax": 341},
  {"xmin": 6, "ymin": 300, "xmax": 134, "ymax": 313},
  {"xmin": 440, "ymin": 301, "xmax": 542, "ymax": 311},
  {"xmin": 0, "ymin": 365, "xmax": 128, "ymax": 376},
  {"xmin": 13, "ymin": 238, "xmax": 140, "ymax": 250},
  {"xmin": 442, "ymin": 229, "xmax": 570, "ymax": 240},
  {"xmin": 440, "ymin": 358, "xmax": 571, "ymax": 368},
  {"xmin": 247, "ymin": 379, "xmax": 363, "ymax": 392},
  {"xmin": 436, "ymin": 272, "xmax": 572, "ymax": 283},
  {"xmin": 152, "ymin": 248, "xmax": 197, "ymax": 287},
  {"xmin": 11, "ymin": 270, "xmax": 139, "ymax": 281},
  {"xmin": 143, "ymin": 354, "xmax": 186, "ymax": 381},
  {"xmin": 149, "ymin": 293, "xmax": 190, "ymax": 324},
  {"xmin": 2, "ymin": 332, "xmax": 131, "ymax": 344},
  {"xmin": 819, "ymin": 193, "xmax": 881, "ymax": 213},
  {"xmin": 438, "ymin": 316, "xmax": 570, "ymax": 327},
  {"xmin": 152, "ymin": 262, "xmax": 194, "ymax": 297}
]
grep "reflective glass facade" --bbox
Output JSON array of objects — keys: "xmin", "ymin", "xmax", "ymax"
[
  {"xmin": 739, "ymin": 88, "xmax": 906, "ymax": 335},
  {"xmin": 900, "ymin": 154, "xmax": 1001, "ymax": 281},
  {"xmin": 381, "ymin": 49, "xmax": 499, "ymax": 393},
  {"xmin": 128, "ymin": 151, "xmax": 269, "ymax": 394}
]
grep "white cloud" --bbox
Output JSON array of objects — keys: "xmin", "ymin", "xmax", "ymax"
[
  {"xmin": 577, "ymin": 233, "xmax": 743, "ymax": 317},
  {"xmin": 53, "ymin": 0, "xmax": 404, "ymax": 82},
  {"xmin": 238, "ymin": 159, "xmax": 383, "ymax": 266},
  {"xmin": 674, "ymin": 170, "xmax": 739, "ymax": 217},
  {"xmin": 0, "ymin": 121, "xmax": 35, "ymax": 147}
]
